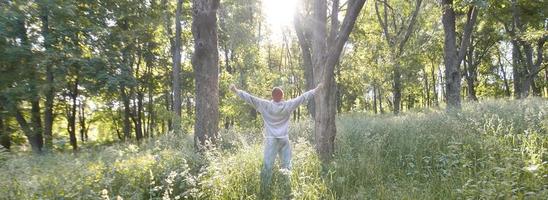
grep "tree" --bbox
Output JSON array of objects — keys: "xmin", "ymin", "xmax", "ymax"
[
  {"xmin": 310, "ymin": 0, "xmax": 366, "ymax": 161},
  {"xmin": 374, "ymin": 0, "xmax": 423, "ymax": 113},
  {"xmin": 192, "ymin": 0, "xmax": 220, "ymax": 149},
  {"xmin": 172, "ymin": 0, "xmax": 184, "ymax": 132},
  {"xmin": 499, "ymin": 0, "xmax": 546, "ymax": 98},
  {"xmin": 38, "ymin": 0, "xmax": 55, "ymax": 150},
  {"xmin": 441, "ymin": 0, "xmax": 478, "ymax": 110},
  {"xmin": 294, "ymin": 2, "xmax": 315, "ymax": 117}
]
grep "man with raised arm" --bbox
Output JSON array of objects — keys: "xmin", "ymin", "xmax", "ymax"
[{"xmin": 230, "ymin": 83, "xmax": 323, "ymax": 199}]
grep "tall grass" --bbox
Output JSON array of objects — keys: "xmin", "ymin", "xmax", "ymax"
[{"xmin": 0, "ymin": 98, "xmax": 546, "ymax": 199}]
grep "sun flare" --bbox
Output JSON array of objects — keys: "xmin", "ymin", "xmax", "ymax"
[{"xmin": 262, "ymin": 0, "xmax": 297, "ymax": 34}]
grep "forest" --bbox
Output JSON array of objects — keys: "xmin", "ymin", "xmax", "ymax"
[{"xmin": 0, "ymin": 0, "xmax": 546, "ymax": 199}]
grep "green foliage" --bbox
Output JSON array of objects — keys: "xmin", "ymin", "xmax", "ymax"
[
  {"xmin": 332, "ymin": 98, "xmax": 547, "ymax": 199},
  {"xmin": 1, "ymin": 99, "xmax": 546, "ymax": 199}
]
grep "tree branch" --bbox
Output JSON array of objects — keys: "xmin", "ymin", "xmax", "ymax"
[
  {"xmin": 457, "ymin": 6, "xmax": 478, "ymax": 65},
  {"xmin": 397, "ymin": 0, "xmax": 422, "ymax": 55},
  {"xmin": 324, "ymin": 0, "xmax": 367, "ymax": 80},
  {"xmin": 374, "ymin": 0, "xmax": 391, "ymax": 44}
]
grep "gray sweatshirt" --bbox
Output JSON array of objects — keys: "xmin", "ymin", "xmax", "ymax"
[{"xmin": 236, "ymin": 88, "xmax": 317, "ymax": 138}]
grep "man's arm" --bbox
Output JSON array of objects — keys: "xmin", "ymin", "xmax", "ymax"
[
  {"xmin": 230, "ymin": 84, "xmax": 269, "ymax": 111},
  {"xmin": 286, "ymin": 83, "xmax": 323, "ymax": 111}
]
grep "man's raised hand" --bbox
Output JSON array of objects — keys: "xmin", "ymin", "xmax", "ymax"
[
  {"xmin": 315, "ymin": 83, "xmax": 324, "ymax": 91},
  {"xmin": 230, "ymin": 84, "xmax": 237, "ymax": 92}
]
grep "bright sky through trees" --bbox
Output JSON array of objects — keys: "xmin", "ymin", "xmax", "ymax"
[{"xmin": 261, "ymin": 0, "xmax": 297, "ymax": 41}]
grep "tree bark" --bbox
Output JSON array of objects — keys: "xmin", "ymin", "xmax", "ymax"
[
  {"xmin": 40, "ymin": 1, "xmax": 54, "ymax": 150},
  {"xmin": 65, "ymin": 73, "xmax": 79, "ymax": 151},
  {"xmin": 13, "ymin": 106, "xmax": 42, "ymax": 153},
  {"xmin": 20, "ymin": 17, "xmax": 44, "ymax": 153},
  {"xmin": 172, "ymin": 0, "xmax": 183, "ymax": 132},
  {"xmin": 464, "ymin": 46, "xmax": 478, "ymax": 101},
  {"xmin": 373, "ymin": 85, "xmax": 378, "ymax": 114},
  {"xmin": 0, "ymin": 105, "xmax": 10, "ymax": 150},
  {"xmin": 521, "ymin": 39, "xmax": 546, "ymax": 97},
  {"xmin": 120, "ymin": 86, "xmax": 132, "ymax": 140},
  {"xmin": 192, "ymin": 0, "xmax": 220, "ymax": 149},
  {"xmin": 78, "ymin": 100, "xmax": 88, "ymax": 143},
  {"xmin": 498, "ymin": 52, "xmax": 511, "ymax": 97},
  {"xmin": 441, "ymin": 1, "xmax": 477, "ymax": 110},
  {"xmin": 311, "ymin": 0, "xmax": 366, "ymax": 161},
  {"xmin": 294, "ymin": 15, "xmax": 315, "ymax": 117},
  {"xmin": 431, "ymin": 61, "xmax": 438, "ymax": 106},
  {"xmin": 422, "ymin": 67, "xmax": 430, "ymax": 107}
]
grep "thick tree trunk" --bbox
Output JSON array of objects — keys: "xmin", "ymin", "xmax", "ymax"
[
  {"xmin": 312, "ymin": 0, "xmax": 366, "ymax": 161},
  {"xmin": 521, "ymin": 40, "xmax": 545, "ymax": 97},
  {"xmin": 441, "ymin": 4, "xmax": 461, "ymax": 109},
  {"xmin": 192, "ymin": 0, "xmax": 220, "ymax": 149},
  {"xmin": 441, "ymin": 1, "xmax": 477, "ymax": 110},
  {"xmin": 13, "ymin": 18, "xmax": 43, "ymax": 153},
  {"xmin": 13, "ymin": 107, "xmax": 42, "ymax": 153},
  {"xmin": 172, "ymin": 0, "xmax": 183, "ymax": 132}
]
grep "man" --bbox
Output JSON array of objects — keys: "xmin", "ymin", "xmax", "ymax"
[{"xmin": 230, "ymin": 83, "xmax": 323, "ymax": 199}]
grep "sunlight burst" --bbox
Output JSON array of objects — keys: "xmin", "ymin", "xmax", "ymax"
[{"xmin": 262, "ymin": 0, "xmax": 297, "ymax": 34}]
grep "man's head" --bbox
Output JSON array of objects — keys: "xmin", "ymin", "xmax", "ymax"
[{"xmin": 272, "ymin": 87, "xmax": 284, "ymax": 102}]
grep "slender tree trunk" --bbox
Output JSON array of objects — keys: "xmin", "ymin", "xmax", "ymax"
[
  {"xmin": 378, "ymin": 86, "xmax": 384, "ymax": 113},
  {"xmin": 464, "ymin": 52, "xmax": 478, "ymax": 101},
  {"xmin": 172, "ymin": 0, "xmax": 183, "ymax": 133},
  {"xmin": 30, "ymin": 88, "xmax": 43, "ymax": 149},
  {"xmin": 544, "ymin": 65, "xmax": 548, "ymax": 97},
  {"xmin": 146, "ymin": 56, "xmax": 155, "ymax": 138},
  {"xmin": 373, "ymin": 85, "xmax": 378, "ymax": 114},
  {"xmin": 0, "ymin": 106, "xmax": 10, "ymax": 150},
  {"xmin": 422, "ymin": 67, "xmax": 430, "ymax": 107},
  {"xmin": 499, "ymin": 55, "xmax": 511, "ymax": 97},
  {"xmin": 13, "ymin": 107, "xmax": 42, "ymax": 153},
  {"xmin": 511, "ymin": 40, "xmax": 523, "ymax": 98},
  {"xmin": 192, "ymin": 0, "xmax": 220, "ymax": 149},
  {"xmin": 294, "ymin": 15, "xmax": 315, "ymax": 117},
  {"xmin": 161, "ymin": 0, "xmax": 173, "ymax": 132},
  {"xmin": 78, "ymin": 100, "xmax": 87, "ymax": 142},
  {"xmin": 66, "ymin": 78, "xmax": 78, "ymax": 151},
  {"xmin": 392, "ymin": 63, "xmax": 402, "ymax": 113},
  {"xmin": 431, "ymin": 62, "xmax": 439, "ymax": 106},
  {"xmin": 136, "ymin": 92, "xmax": 144, "ymax": 140},
  {"xmin": 40, "ymin": 1, "xmax": 54, "ymax": 150},
  {"xmin": 121, "ymin": 86, "xmax": 132, "ymax": 140}
]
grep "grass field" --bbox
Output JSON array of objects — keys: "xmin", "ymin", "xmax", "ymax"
[{"xmin": 1, "ymin": 98, "xmax": 546, "ymax": 199}]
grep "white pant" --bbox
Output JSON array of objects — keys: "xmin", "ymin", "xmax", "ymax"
[{"xmin": 260, "ymin": 137, "xmax": 292, "ymax": 198}]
